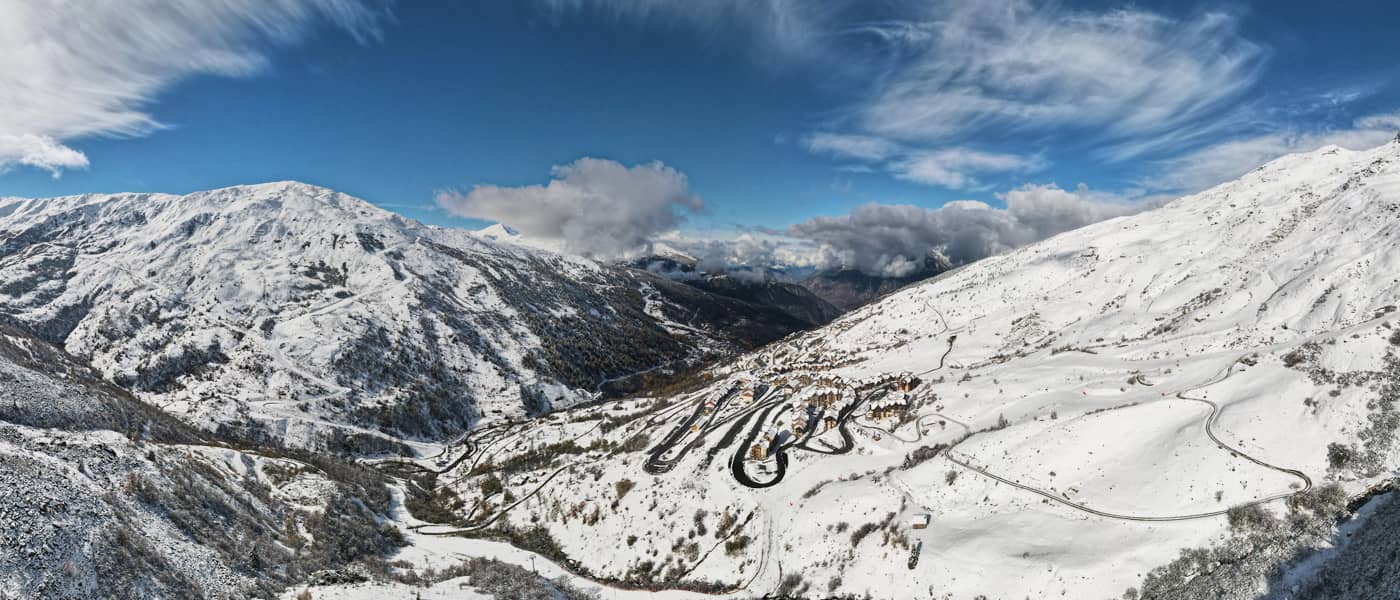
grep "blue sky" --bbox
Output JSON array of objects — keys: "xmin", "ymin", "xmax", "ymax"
[{"xmin": 3, "ymin": 1, "xmax": 1399, "ymax": 271}]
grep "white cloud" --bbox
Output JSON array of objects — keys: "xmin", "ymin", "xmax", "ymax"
[
  {"xmin": 1146, "ymin": 112, "xmax": 1400, "ymax": 192},
  {"xmin": 804, "ymin": 133, "xmax": 1044, "ymax": 190},
  {"xmin": 803, "ymin": 133, "xmax": 902, "ymax": 162},
  {"xmin": 549, "ymin": 2, "xmax": 1270, "ymax": 178},
  {"xmin": 891, "ymin": 148, "xmax": 1045, "ymax": 188},
  {"xmin": 1356, "ymin": 111, "xmax": 1400, "ymax": 131},
  {"xmin": 783, "ymin": 183, "xmax": 1156, "ymax": 277},
  {"xmin": 0, "ymin": 135, "xmax": 91, "ymax": 178},
  {"xmin": 635, "ymin": 183, "xmax": 1164, "ymax": 279},
  {"xmin": 861, "ymin": 4, "xmax": 1265, "ymax": 157},
  {"xmin": 436, "ymin": 158, "xmax": 704, "ymax": 260},
  {"xmin": 533, "ymin": 0, "xmax": 835, "ymax": 63},
  {"xmin": 0, "ymin": 0, "xmax": 390, "ymax": 175}
]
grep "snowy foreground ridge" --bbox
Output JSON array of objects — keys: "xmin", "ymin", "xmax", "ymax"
[{"xmin": 375, "ymin": 140, "xmax": 1400, "ymax": 599}]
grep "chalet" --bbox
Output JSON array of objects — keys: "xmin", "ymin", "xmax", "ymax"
[
  {"xmin": 703, "ymin": 398, "xmax": 717, "ymax": 414},
  {"xmin": 749, "ymin": 443, "xmax": 767, "ymax": 460},
  {"xmin": 908, "ymin": 514, "xmax": 931, "ymax": 529},
  {"xmin": 741, "ymin": 387, "xmax": 755, "ymax": 403},
  {"xmin": 822, "ymin": 415, "xmax": 838, "ymax": 432}
]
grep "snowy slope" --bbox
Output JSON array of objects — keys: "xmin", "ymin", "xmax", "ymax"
[
  {"xmin": 0, "ymin": 322, "xmax": 408, "ymax": 599},
  {"xmin": 0, "ymin": 182, "xmax": 812, "ymax": 450},
  {"xmin": 401, "ymin": 139, "xmax": 1400, "ymax": 599}
]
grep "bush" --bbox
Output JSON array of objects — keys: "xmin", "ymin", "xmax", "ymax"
[
  {"xmin": 300, "ymin": 493, "xmax": 407, "ymax": 567},
  {"xmin": 422, "ymin": 556, "xmax": 597, "ymax": 600},
  {"xmin": 494, "ymin": 440, "xmax": 587, "ymax": 474},
  {"xmin": 481, "ymin": 475, "xmax": 504, "ymax": 497},
  {"xmin": 850, "ymin": 522, "xmax": 881, "ymax": 547},
  {"xmin": 615, "ymin": 478, "xmax": 635, "ymax": 500},
  {"xmin": 1326, "ymin": 443, "xmax": 1355, "ymax": 470},
  {"xmin": 1289, "ymin": 483, "xmax": 1347, "ymax": 518},
  {"xmin": 776, "ymin": 574, "xmax": 808, "ymax": 597},
  {"xmin": 1226, "ymin": 504, "xmax": 1276, "ymax": 533},
  {"xmin": 715, "ymin": 511, "xmax": 738, "ymax": 538},
  {"xmin": 901, "ymin": 444, "xmax": 948, "ymax": 470},
  {"xmin": 993, "ymin": 413, "xmax": 1010, "ymax": 430},
  {"xmin": 724, "ymin": 535, "xmax": 750, "ymax": 556},
  {"xmin": 617, "ymin": 433, "xmax": 651, "ymax": 453}
]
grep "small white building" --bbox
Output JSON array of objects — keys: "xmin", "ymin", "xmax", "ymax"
[{"xmin": 908, "ymin": 514, "xmax": 931, "ymax": 529}]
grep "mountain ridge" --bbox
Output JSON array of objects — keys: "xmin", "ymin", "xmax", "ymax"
[
  {"xmin": 0, "ymin": 181, "xmax": 821, "ymax": 451},
  {"xmin": 394, "ymin": 138, "xmax": 1400, "ymax": 599}
]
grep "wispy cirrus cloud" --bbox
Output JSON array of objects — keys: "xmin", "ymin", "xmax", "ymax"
[
  {"xmin": 890, "ymin": 149, "xmax": 1046, "ymax": 189},
  {"xmin": 0, "ymin": 0, "xmax": 392, "ymax": 176},
  {"xmin": 1145, "ymin": 111, "xmax": 1400, "ymax": 192},
  {"xmin": 859, "ymin": 5, "xmax": 1267, "ymax": 157},
  {"xmin": 803, "ymin": 133, "xmax": 902, "ymax": 163},
  {"xmin": 803, "ymin": 133, "xmax": 1044, "ymax": 190},
  {"xmin": 543, "ymin": 2, "xmax": 1271, "ymax": 170},
  {"xmin": 540, "ymin": 1, "xmax": 1285, "ymax": 193}
]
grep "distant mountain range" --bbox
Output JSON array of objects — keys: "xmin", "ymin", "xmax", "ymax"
[
  {"xmin": 629, "ymin": 254, "xmax": 842, "ymax": 327},
  {"xmin": 631, "ymin": 243, "xmax": 954, "ymax": 315},
  {"xmin": 797, "ymin": 253, "xmax": 954, "ymax": 312}
]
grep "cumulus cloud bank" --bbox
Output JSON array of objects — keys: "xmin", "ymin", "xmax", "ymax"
[
  {"xmin": 436, "ymin": 158, "xmax": 705, "ymax": 259},
  {"xmin": 455, "ymin": 157, "xmax": 1163, "ymax": 279},
  {"xmin": 784, "ymin": 185, "xmax": 1159, "ymax": 277},
  {"xmin": 0, "ymin": 0, "xmax": 390, "ymax": 175}
]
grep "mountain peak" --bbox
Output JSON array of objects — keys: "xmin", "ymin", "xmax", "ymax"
[
  {"xmin": 174, "ymin": 180, "xmax": 399, "ymax": 222},
  {"xmin": 475, "ymin": 222, "xmax": 520, "ymax": 240}
]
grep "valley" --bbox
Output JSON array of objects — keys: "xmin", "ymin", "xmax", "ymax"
[
  {"xmin": 8, "ymin": 4, "xmax": 1400, "ymax": 599},
  {"xmin": 345, "ymin": 140, "xmax": 1400, "ymax": 599},
  {"xmin": 2, "ymin": 140, "xmax": 1398, "ymax": 599}
]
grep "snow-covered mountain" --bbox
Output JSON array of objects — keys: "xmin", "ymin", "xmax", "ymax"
[
  {"xmin": 0, "ymin": 322, "xmax": 408, "ymax": 599},
  {"xmin": 798, "ymin": 251, "xmax": 953, "ymax": 312},
  {"xmin": 392, "ymin": 139, "xmax": 1400, "ymax": 599},
  {"xmin": 0, "ymin": 182, "xmax": 817, "ymax": 450},
  {"xmin": 632, "ymin": 254, "xmax": 843, "ymax": 328}
]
